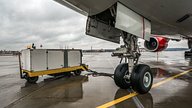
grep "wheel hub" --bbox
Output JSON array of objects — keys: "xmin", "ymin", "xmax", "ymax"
[
  {"xmin": 145, "ymin": 77, "xmax": 149, "ymax": 83},
  {"xmin": 124, "ymin": 71, "xmax": 130, "ymax": 83},
  {"xmin": 143, "ymin": 72, "xmax": 151, "ymax": 88}
]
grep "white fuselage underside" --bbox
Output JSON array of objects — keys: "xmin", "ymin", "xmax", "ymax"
[{"xmin": 55, "ymin": 0, "xmax": 192, "ymax": 37}]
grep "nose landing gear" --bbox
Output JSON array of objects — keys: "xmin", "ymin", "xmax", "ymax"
[{"xmin": 113, "ymin": 33, "xmax": 153, "ymax": 94}]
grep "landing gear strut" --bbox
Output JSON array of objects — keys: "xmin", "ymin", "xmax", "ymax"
[
  {"xmin": 112, "ymin": 33, "xmax": 153, "ymax": 94},
  {"xmin": 185, "ymin": 39, "xmax": 192, "ymax": 57}
]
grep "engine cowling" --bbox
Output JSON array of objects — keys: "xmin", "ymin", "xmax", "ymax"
[{"xmin": 144, "ymin": 36, "xmax": 169, "ymax": 52}]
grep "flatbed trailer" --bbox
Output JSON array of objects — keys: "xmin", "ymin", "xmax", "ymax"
[{"xmin": 19, "ymin": 49, "xmax": 88, "ymax": 83}]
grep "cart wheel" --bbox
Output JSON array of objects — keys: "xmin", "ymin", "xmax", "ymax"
[
  {"xmin": 26, "ymin": 76, "xmax": 38, "ymax": 83},
  {"xmin": 74, "ymin": 70, "xmax": 82, "ymax": 76}
]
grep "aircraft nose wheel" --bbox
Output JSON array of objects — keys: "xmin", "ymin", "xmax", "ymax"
[
  {"xmin": 143, "ymin": 72, "xmax": 152, "ymax": 88},
  {"xmin": 114, "ymin": 64, "xmax": 153, "ymax": 94},
  {"xmin": 114, "ymin": 63, "xmax": 131, "ymax": 89}
]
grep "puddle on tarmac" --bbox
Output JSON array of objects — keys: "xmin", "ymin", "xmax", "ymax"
[{"xmin": 113, "ymin": 89, "xmax": 153, "ymax": 108}]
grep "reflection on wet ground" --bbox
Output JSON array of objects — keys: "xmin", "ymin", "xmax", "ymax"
[
  {"xmin": 0, "ymin": 51, "xmax": 192, "ymax": 108},
  {"xmin": 114, "ymin": 89, "xmax": 153, "ymax": 108},
  {"xmin": 5, "ymin": 76, "xmax": 88, "ymax": 108}
]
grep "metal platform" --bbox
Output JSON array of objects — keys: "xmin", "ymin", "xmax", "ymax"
[
  {"xmin": 22, "ymin": 65, "xmax": 88, "ymax": 77},
  {"xmin": 19, "ymin": 49, "xmax": 88, "ymax": 83}
]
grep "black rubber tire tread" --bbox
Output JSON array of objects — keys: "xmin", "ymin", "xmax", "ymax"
[
  {"xmin": 26, "ymin": 76, "xmax": 38, "ymax": 83},
  {"xmin": 131, "ymin": 64, "xmax": 153, "ymax": 94},
  {"xmin": 74, "ymin": 70, "xmax": 82, "ymax": 76},
  {"xmin": 114, "ymin": 63, "xmax": 131, "ymax": 89}
]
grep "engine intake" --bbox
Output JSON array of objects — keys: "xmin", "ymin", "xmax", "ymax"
[{"xmin": 144, "ymin": 37, "xmax": 168, "ymax": 52}]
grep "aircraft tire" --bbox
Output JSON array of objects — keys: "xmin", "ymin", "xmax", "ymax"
[
  {"xmin": 131, "ymin": 64, "xmax": 153, "ymax": 94},
  {"xmin": 114, "ymin": 63, "xmax": 131, "ymax": 89}
]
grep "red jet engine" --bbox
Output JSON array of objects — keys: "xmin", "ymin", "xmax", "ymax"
[{"xmin": 144, "ymin": 36, "xmax": 169, "ymax": 52}]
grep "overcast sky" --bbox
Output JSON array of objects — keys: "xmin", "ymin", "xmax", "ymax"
[{"xmin": 0, "ymin": 0, "xmax": 188, "ymax": 50}]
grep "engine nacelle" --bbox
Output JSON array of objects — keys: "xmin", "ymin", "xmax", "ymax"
[{"xmin": 144, "ymin": 37, "xmax": 169, "ymax": 52}]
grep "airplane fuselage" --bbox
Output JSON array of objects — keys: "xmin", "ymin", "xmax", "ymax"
[{"xmin": 55, "ymin": 0, "xmax": 192, "ymax": 37}]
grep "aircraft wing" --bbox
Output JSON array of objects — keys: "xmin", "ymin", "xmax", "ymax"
[{"xmin": 54, "ymin": 0, "xmax": 192, "ymax": 43}]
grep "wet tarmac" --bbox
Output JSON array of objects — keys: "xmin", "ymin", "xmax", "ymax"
[{"xmin": 0, "ymin": 51, "xmax": 192, "ymax": 108}]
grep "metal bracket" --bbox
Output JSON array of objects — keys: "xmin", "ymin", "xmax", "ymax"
[{"xmin": 112, "ymin": 32, "xmax": 141, "ymax": 80}]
